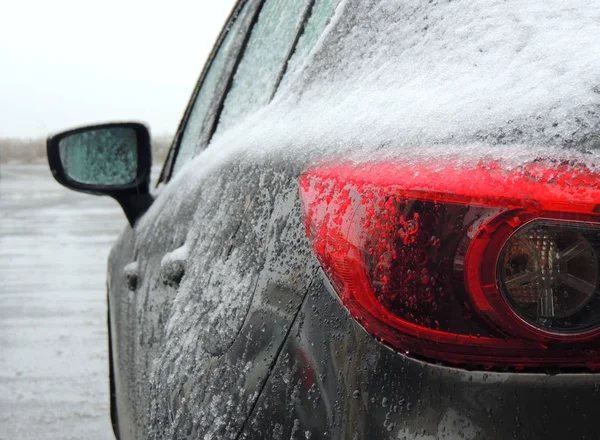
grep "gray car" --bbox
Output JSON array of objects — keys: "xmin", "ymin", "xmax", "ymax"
[{"xmin": 48, "ymin": 0, "xmax": 600, "ymax": 438}]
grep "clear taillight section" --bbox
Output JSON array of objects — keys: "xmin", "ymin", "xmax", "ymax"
[
  {"xmin": 299, "ymin": 160, "xmax": 600, "ymax": 370},
  {"xmin": 498, "ymin": 221, "xmax": 600, "ymax": 332}
]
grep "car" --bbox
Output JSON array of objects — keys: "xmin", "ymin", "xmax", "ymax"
[{"xmin": 47, "ymin": 0, "xmax": 600, "ymax": 439}]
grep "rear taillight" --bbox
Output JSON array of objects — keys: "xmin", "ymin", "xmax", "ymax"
[{"xmin": 299, "ymin": 160, "xmax": 600, "ymax": 370}]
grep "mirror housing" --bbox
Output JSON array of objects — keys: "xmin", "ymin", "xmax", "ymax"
[{"xmin": 47, "ymin": 122, "xmax": 154, "ymax": 226}]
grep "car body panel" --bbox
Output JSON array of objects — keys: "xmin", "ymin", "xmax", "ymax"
[
  {"xmin": 107, "ymin": 227, "xmax": 136, "ymax": 439},
  {"xmin": 240, "ymin": 274, "xmax": 600, "ymax": 440}
]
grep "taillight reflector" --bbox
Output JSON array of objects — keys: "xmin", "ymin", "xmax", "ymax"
[{"xmin": 299, "ymin": 159, "xmax": 600, "ymax": 370}]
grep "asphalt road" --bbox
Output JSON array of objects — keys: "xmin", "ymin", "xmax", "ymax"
[{"xmin": 0, "ymin": 164, "xmax": 124, "ymax": 439}]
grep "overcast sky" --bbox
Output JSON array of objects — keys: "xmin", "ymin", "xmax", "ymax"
[{"xmin": 0, "ymin": 0, "xmax": 237, "ymax": 138}]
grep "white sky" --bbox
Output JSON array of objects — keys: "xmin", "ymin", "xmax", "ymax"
[{"xmin": 0, "ymin": 0, "xmax": 238, "ymax": 137}]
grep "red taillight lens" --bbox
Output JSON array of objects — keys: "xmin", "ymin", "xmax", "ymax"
[{"xmin": 299, "ymin": 160, "xmax": 600, "ymax": 370}]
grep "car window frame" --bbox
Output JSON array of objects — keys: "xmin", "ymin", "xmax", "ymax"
[{"xmin": 158, "ymin": 0, "xmax": 263, "ymax": 185}]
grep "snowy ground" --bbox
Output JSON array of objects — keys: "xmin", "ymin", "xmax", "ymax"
[{"xmin": 0, "ymin": 164, "xmax": 125, "ymax": 439}]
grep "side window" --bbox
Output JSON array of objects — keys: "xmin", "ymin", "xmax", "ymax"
[
  {"xmin": 279, "ymin": 0, "xmax": 341, "ymax": 89},
  {"xmin": 215, "ymin": 0, "xmax": 311, "ymax": 134},
  {"xmin": 171, "ymin": 1, "xmax": 253, "ymax": 177}
]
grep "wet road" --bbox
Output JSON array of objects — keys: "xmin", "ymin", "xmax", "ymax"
[{"xmin": 0, "ymin": 164, "xmax": 124, "ymax": 439}]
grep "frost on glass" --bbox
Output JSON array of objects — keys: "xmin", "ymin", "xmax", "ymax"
[
  {"xmin": 59, "ymin": 127, "xmax": 137, "ymax": 186},
  {"xmin": 215, "ymin": 0, "xmax": 310, "ymax": 134},
  {"xmin": 172, "ymin": 2, "xmax": 251, "ymax": 176},
  {"xmin": 279, "ymin": 0, "xmax": 341, "ymax": 90}
]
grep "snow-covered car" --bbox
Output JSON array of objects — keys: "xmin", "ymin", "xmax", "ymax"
[{"xmin": 47, "ymin": 0, "xmax": 600, "ymax": 438}]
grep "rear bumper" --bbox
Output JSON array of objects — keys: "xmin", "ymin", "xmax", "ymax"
[{"xmin": 240, "ymin": 274, "xmax": 600, "ymax": 439}]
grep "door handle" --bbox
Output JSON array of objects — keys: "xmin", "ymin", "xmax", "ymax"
[
  {"xmin": 123, "ymin": 261, "xmax": 139, "ymax": 291},
  {"xmin": 161, "ymin": 246, "xmax": 188, "ymax": 287}
]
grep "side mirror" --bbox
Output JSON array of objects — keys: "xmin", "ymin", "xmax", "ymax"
[{"xmin": 47, "ymin": 122, "xmax": 154, "ymax": 226}]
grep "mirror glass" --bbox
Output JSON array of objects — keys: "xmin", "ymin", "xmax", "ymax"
[{"xmin": 58, "ymin": 126, "xmax": 138, "ymax": 186}]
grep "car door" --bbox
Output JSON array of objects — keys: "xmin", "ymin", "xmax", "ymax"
[
  {"xmin": 107, "ymin": 0, "xmax": 341, "ymax": 439},
  {"xmin": 106, "ymin": 2, "xmax": 260, "ymax": 438}
]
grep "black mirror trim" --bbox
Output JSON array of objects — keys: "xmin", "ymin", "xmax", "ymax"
[{"xmin": 47, "ymin": 122, "xmax": 154, "ymax": 227}]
